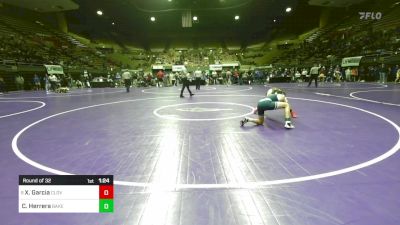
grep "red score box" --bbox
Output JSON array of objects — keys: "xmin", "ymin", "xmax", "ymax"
[{"xmin": 99, "ymin": 185, "xmax": 114, "ymax": 199}]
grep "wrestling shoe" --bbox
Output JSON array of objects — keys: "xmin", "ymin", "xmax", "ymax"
[
  {"xmin": 240, "ymin": 118, "xmax": 249, "ymax": 127},
  {"xmin": 284, "ymin": 121, "xmax": 295, "ymax": 129}
]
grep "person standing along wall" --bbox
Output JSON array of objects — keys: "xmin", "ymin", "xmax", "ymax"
[
  {"xmin": 170, "ymin": 72, "xmax": 177, "ymax": 86},
  {"xmin": 115, "ymin": 72, "xmax": 121, "ymax": 87},
  {"xmin": 194, "ymin": 68, "xmax": 202, "ymax": 90},
  {"xmin": 226, "ymin": 70, "xmax": 232, "ymax": 86},
  {"xmin": 211, "ymin": 70, "xmax": 218, "ymax": 85},
  {"xmin": 345, "ymin": 67, "xmax": 351, "ymax": 82},
  {"xmin": 334, "ymin": 66, "xmax": 341, "ymax": 82},
  {"xmin": 379, "ymin": 63, "xmax": 388, "ymax": 84},
  {"xmin": 156, "ymin": 70, "xmax": 164, "ymax": 87},
  {"xmin": 33, "ymin": 74, "xmax": 41, "ymax": 90},
  {"xmin": 394, "ymin": 65, "xmax": 400, "ymax": 84},
  {"xmin": 351, "ymin": 67, "xmax": 358, "ymax": 82},
  {"xmin": 83, "ymin": 70, "xmax": 91, "ymax": 88},
  {"xmin": 15, "ymin": 75, "xmax": 21, "ymax": 90},
  {"xmin": 234, "ymin": 69, "xmax": 240, "ymax": 85},
  {"xmin": 48, "ymin": 74, "xmax": 58, "ymax": 91},
  {"xmin": 0, "ymin": 74, "xmax": 5, "ymax": 93}
]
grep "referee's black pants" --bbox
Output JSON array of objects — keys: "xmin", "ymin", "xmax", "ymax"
[
  {"xmin": 180, "ymin": 79, "xmax": 192, "ymax": 96},
  {"xmin": 124, "ymin": 79, "xmax": 131, "ymax": 92},
  {"xmin": 308, "ymin": 74, "xmax": 318, "ymax": 87}
]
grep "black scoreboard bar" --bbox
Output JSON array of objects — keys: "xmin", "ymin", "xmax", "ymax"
[{"xmin": 19, "ymin": 175, "xmax": 113, "ymax": 185}]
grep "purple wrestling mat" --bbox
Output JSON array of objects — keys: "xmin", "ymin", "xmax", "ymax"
[{"xmin": 1, "ymin": 83, "xmax": 399, "ymax": 225}]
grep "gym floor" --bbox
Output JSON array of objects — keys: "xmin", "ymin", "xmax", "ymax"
[{"xmin": 1, "ymin": 82, "xmax": 399, "ymax": 225}]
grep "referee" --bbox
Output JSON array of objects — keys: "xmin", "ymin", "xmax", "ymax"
[
  {"xmin": 308, "ymin": 64, "xmax": 320, "ymax": 88},
  {"xmin": 121, "ymin": 69, "xmax": 132, "ymax": 92},
  {"xmin": 180, "ymin": 72, "xmax": 194, "ymax": 98}
]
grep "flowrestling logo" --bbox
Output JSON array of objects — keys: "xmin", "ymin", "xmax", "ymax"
[{"xmin": 359, "ymin": 12, "xmax": 382, "ymax": 20}]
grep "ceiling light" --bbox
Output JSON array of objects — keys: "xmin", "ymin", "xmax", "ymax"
[
  {"xmin": 150, "ymin": 17, "xmax": 156, "ymax": 22},
  {"xmin": 234, "ymin": 15, "xmax": 240, "ymax": 20},
  {"xmin": 286, "ymin": 7, "xmax": 292, "ymax": 13},
  {"xmin": 97, "ymin": 10, "xmax": 103, "ymax": 16}
]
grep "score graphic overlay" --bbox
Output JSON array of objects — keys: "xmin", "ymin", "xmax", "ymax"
[{"xmin": 19, "ymin": 175, "xmax": 113, "ymax": 213}]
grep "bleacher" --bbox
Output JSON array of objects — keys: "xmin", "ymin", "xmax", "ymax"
[
  {"xmin": 0, "ymin": 14, "xmax": 51, "ymax": 36},
  {"xmin": 267, "ymin": 3, "xmax": 400, "ymax": 68},
  {"xmin": 372, "ymin": 6, "xmax": 400, "ymax": 31},
  {"xmin": 0, "ymin": 12, "xmax": 118, "ymax": 71},
  {"xmin": 305, "ymin": 25, "xmax": 334, "ymax": 43},
  {"xmin": 0, "ymin": 1, "xmax": 398, "ymax": 77}
]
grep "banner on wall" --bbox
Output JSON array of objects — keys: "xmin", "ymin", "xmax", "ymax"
[
  {"xmin": 222, "ymin": 62, "xmax": 240, "ymax": 67},
  {"xmin": 209, "ymin": 64, "xmax": 223, "ymax": 71},
  {"xmin": 172, "ymin": 65, "xmax": 186, "ymax": 72},
  {"xmin": 152, "ymin": 65, "xmax": 164, "ymax": 70},
  {"xmin": 44, "ymin": 65, "xmax": 64, "ymax": 74},
  {"xmin": 209, "ymin": 63, "xmax": 240, "ymax": 70},
  {"xmin": 341, "ymin": 56, "xmax": 363, "ymax": 67},
  {"xmin": 254, "ymin": 65, "xmax": 273, "ymax": 70}
]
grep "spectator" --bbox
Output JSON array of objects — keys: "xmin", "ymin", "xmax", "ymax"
[
  {"xmin": 76, "ymin": 80, "xmax": 83, "ymax": 88},
  {"xmin": 194, "ymin": 68, "xmax": 202, "ymax": 90},
  {"xmin": 233, "ymin": 69, "xmax": 239, "ymax": 84},
  {"xmin": 65, "ymin": 73, "xmax": 72, "ymax": 88},
  {"xmin": 48, "ymin": 74, "xmax": 58, "ymax": 91},
  {"xmin": 318, "ymin": 66, "xmax": 326, "ymax": 82},
  {"xmin": 115, "ymin": 72, "xmax": 121, "ymax": 87},
  {"xmin": 301, "ymin": 68, "xmax": 308, "ymax": 81},
  {"xmin": 351, "ymin": 67, "xmax": 358, "ymax": 82},
  {"xmin": 170, "ymin": 72, "xmax": 177, "ymax": 86},
  {"xmin": 359, "ymin": 66, "xmax": 365, "ymax": 81},
  {"xmin": 248, "ymin": 71, "xmax": 254, "ymax": 85},
  {"xmin": 15, "ymin": 75, "xmax": 24, "ymax": 91},
  {"xmin": 82, "ymin": 71, "xmax": 91, "ymax": 88},
  {"xmin": 345, "ymin": 67, "xmax": 351, "ymax": 81},
  {"xmin": 395, "ymin": 65, "xmax": 400, "ymax": 84},
  {"xmin": 334, "ymin": 65, "xmax": 342, "ymax": 82},
  {"xmin": 294, "ymin": 70, "xmax": 301, "ymax": 82},
  {"xmin": 156, "ymin": 70, "xmax": 164, "ymax": 87},
  {"xmin": 390, "ymin": 65, "xmax": 398, "ymax": 81},
  {"xmin": 163, "ymin": 72, "xmax": 169, "ymax": 87},
  {"xmin": 379, "ymin": 63, "xmax": 388, "ymax": 84},
  {"xmin": 211, "ymin": 70, "xmax": 218, "ymax": 85},
  {"xmin": 242, "ymin": 71, "xmax": 249, "ymax": 84},
  {"xmin": 33, "ymin": 74, "xmax": 41, "ymax": 90},
  {"xmin": 146, "ymin": 73, "xmax": 153, "ymax": 86},
  {"xmin": 0, "ymin": 74, "xmax": 5, "ymax": 93},
  {"xmin": 221, "ymin": 70, "xmax": 226, "ymax": 85}
]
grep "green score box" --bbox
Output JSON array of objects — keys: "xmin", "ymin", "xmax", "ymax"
[{"xmin": 99, "ymin": 199, "xmax": 114, "ymax": 213}]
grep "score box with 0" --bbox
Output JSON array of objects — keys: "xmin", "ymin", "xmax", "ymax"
[{"xmin": 19, "ymin": 175, "xmax": 114, "ymax": 213}]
